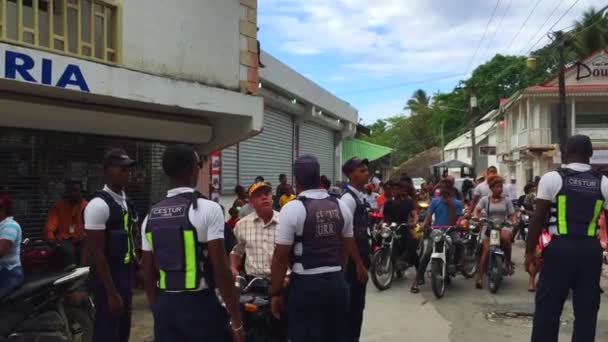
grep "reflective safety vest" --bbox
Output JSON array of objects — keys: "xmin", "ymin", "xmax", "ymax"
[
  {"xmin": 94, "ymin": 191, "xmax": 137, "ymax": 265},
  {"xmin": 293, "ymin": 196, "xmax": 345, "ymax": 270},
  {"xmin": 145, "ymin": 192, "xmax": 212, "ymax": 291},
  {"xmin": 551, "ymin": 169, "xmax": 605, "ymax": 237}
]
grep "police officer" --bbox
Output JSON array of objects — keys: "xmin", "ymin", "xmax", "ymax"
[
  {"xmin": 84, "ymin": 149, "xmax": 138, "ymax": 342},
  {"xmin": 340, "ymin": 157, "xmax": 371, "ymax": 342},
  {"xmin": 270, "ymin": 155, "xmax": 368, "ymax": 342},
  {"xmin": 140, "ymin": 144, "xmax": 243, "ymax": 342},
  {"xmin": 526, "ymin": 135, "xmax": 608, "ymax": 342}
]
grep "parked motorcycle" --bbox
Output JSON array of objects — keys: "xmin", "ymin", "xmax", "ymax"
[
  {"xmin": 460, "ymin": 219, "xmax": 481, "ymax": 279},
  {"xmin": 0, "ymin": 267, "xmax": 92, "ymax": 342},
  {"xmin": 236, "ymin": 276, "xmax": 286, "ymax": 342},
  {"xmin": 370, "ymin": 223, "xmax": 417, "ymax": 291},
  {"xmin": 483, "ymin": 219, "xmax": 512, "ymax": 294}
]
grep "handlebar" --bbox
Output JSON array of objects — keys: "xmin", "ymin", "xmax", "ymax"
[{"xmin": 235, "ymin": 276, "xmax": 270, "ymax": 293}]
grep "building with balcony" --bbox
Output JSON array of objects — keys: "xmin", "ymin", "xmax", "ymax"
[
  {"xmin": 443, "ymin": 117, "xmax": 497, "ymax": 175},
  {"xmin": 0, "ymin": 0, "xmax": 266, "ymax": 238},
  {"xmin": 495, "ymin": 49, "xmax": 608, "ymax": 193}
]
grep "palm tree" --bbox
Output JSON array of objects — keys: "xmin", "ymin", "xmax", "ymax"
[
  {"xmin": 404, "ymin": 89, "xmax": 431, "ymax": 114},
  {"xmin": 571, "ymin": 8, "xmax": 608, "ymax": 57}
]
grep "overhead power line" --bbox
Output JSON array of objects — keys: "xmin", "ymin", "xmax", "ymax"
[
  {"xmin": 523, "ymin": 0, "xmax": 567, "ymax": 54},
  {"xmin": 482, "ymin": 0, "xmax": 514, "ymax": 61},
  {"xmin": 465, "ymin": 0, "xmax": 502, "ymax": 74},
  {"xmin": 338, "ymin": 73, "xmax": 465, "ymax": 95},
  {"xmin": 505, "ymin": 0, "xmax": 545, "ymax": 52}
]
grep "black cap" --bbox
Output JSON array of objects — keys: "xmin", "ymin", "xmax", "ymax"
[
  {"xmin": 103, "ymin": 148, "xmax": 136, "ymax": 168},
  {"xmin": 294, "ymin": 155, "xmax": 320, "ymax": 182},
  {"xmin": 565, "ymin": 134, "xmax": 593, "ymax": 157},
  {"xmin": 342, "ymin": 157, "xmax": 369, "ymax": 175}
]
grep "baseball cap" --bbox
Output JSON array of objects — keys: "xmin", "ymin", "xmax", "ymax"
[
  {"xmin": 248, "ymin": 181, "xmax": 272, "ymax": 196},
  {"xmin": 342, "ymin": 157, "xmax": 369, "ymax": 175},
  {"xmin": 294, "ymin": 155, "xmax": 320, "ymax": 182},
  {"xmin": 104, "ymin": 148, "xmax": 136, "ymax": 168}
]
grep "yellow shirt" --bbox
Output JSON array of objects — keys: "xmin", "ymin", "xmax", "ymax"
[{"xmin": 280, "ymin": 194, "xmax": 296, "ymax": 208}]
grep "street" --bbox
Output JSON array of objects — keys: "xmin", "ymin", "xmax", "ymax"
[{"xmin": 131, "ymin": 242, "xmax": 608, "ymax": 341}]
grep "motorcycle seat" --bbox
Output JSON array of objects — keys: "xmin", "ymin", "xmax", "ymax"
[{"xmin": 0, "ymin": 273, "xmax": 66, "ymax": 304}]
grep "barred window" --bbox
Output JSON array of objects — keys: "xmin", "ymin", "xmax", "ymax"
[{"xmin": 0, "ymin": 0, "xmax": 120, "ymax": 63}]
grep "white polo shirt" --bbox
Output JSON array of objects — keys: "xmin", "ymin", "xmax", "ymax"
[
  {"xmin": 341, "ymin": 185, "xmax": 366, "ymax": 216},
  {"xmin": 276, "ymin": 189, "xmax": 354, "ymax": 275},
  {"xmin": 140, "ymin": 187, "xmax": 225, "ymax": 291},
  {"xmin": 84, "ymin": 185, "xmax": 129, "ymax": 231},
  {"xmin": 537, "ymin": 163, "xmax": 608, "ymax": 235}
]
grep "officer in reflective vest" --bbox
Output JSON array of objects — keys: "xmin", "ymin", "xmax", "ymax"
[
  {"xmin": 270, "ymin": 155, "xmax": 368, "ymax": 342},
  {"xmin": 340, "ymin": 157, "xmax": 371, "ymax": 342},
  {"xmin": 84, "ymin": 149, "xmax": 138, "ymax": 342},
  {"xmin": 140, "ymin": 144, "xmax": 243, "ymax": 342},
  {"xmin": 526, "ymin": 135, "xmax": 608, "ymax": 342}
]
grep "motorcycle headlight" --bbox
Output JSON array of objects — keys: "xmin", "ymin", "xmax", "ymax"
[{"xmin": 381, "ymin": 228, "xmax": 392, "ymax": 239}]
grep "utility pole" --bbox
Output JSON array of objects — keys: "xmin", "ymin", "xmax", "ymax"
[
  {"xmin": 469, "ymin": 87, "xmax": 479, "ymax": 176},
  {"xmin": 440, "ymin": 121, "xmax": 445, "ymax": 162},
  {"xmin": 555, "ymin": 30, "xmax": 568, "ymax": 161}
]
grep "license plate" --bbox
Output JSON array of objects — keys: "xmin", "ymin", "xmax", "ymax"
[{"xmin": 490, "ymin": 230, "xmax": 500, "ymax": 246}]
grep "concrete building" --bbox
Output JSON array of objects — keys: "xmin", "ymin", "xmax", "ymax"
[
  {"xmin": 443, "ymin": 118, "xmax": 497, "ymax": 174},
  {"xmin": 495, "ymin": 50, "xmax": 608, "ymax": 193},
  {"xmin": 217, "ymin": 51, "xmax": 358, "ymax": 206},
  {"xmin": 0, "ymin": 0, "xmax": 264, "ymax": 238}
]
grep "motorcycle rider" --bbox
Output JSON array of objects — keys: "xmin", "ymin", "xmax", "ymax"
[
  {"xmin": 473, "ymin": 175, "xmax": 516, "ymax": 289},
  {"xmin": 140, "ymin": 144, "xmax": 243, "ymax": 342},
  {"xmin": 270, "ymin": 155, "xmax": 367, "ymax": 342},
  {"xmin": 415, "ymin": 179, "xmax": 464, "ymax": 291},
  {"xmin": 0, "ymin": 195, "xmax": 23, "ymax": 299},
  {"xmin": 84, "ymin": 149, "xmax": 138, "ymax": 342},
  {"xmin": 340, "ymin": 157, "xmax": 372, "ymax": 342},
  {"xmin": 469, "ymin": 166, "xmax": 501, "ymax": 213},
  {"xmin": 526, "ymin": 135, "xmax": 608, "ymax": 342},
  {"xmin": 383, "ymin": 180, "xmax": 420, "ymax": 293}
]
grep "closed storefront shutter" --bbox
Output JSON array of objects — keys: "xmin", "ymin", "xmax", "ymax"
[
  {"xmin": 221, "ymin": 145, "xmax": 238, "ymax": 194},
  {"xmin": 0, "ymin": 128, "xmax": 169, "ymax": 239},
  {"xmin": 239, "ymin": 111, "xmax": 293, "ymax": 186},
  {"xmin": 299, "ymin": 122, "xmax": 336, "ymax": 182}
]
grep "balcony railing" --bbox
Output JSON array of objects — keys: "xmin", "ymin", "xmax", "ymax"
[
  {"xmin": 576, "ymin": 127, "xmax": 608, "ymax": 143},
  {"xmin": 517, "ymin": 128, "xmax": 551, "ymax": 148},
  {"xmin": 0, "ymin": 0, "xmax": 120, "ymax": 63}
]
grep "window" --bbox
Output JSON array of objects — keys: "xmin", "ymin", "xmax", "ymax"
[
  {"xmin": 466, "ymin": 147, "xmax": 472, "ymax": 158},
  {"xmin": 0, "ymin": 0, "xmax": 120, "ymax": 63},
  {"xmin": 576, "ymin": 102, "xmax": 608, "ymax": 128},
  {"xmin": 479, "ymin": 146, "xmax": 497, "ymax": 156}
]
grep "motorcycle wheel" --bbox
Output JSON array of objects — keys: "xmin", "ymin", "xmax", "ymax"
[
  {"xmin": 488, "ymin": 254, "xmax": 504, "ymax": 294},
  {"xmin": 431, "ymin": 259, "xmax": 446, "ymax": 299},
  {"xmin": 371, "ymin": 249, "xmax": 394, "ymax": 291},
  {"xmin": 65, "ymin": 307, "xmax": 94, "ymax": 342},
  {"xmin": 461, "ymin": 245, "xmax": 478, "ymax": 278}
]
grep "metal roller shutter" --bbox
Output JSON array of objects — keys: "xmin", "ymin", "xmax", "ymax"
[
  {"xmin": 0, "ymin": 128, "xmax": 169, "ymax": 239},
  {"xmin": 221, "ymin": 145, "xmax": 238, "ymax": 193},
  {"xmin": 239, "ymin": 111, "xmax": 293, "ymax": 186},
  {"xmin": 299, "ymin": 122, "xmax": 336, "ymax": 182}
]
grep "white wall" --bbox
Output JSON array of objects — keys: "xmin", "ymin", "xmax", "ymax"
[{"xmin": 122, "ymin": 0, "xmax": 241, "ymax": 90}]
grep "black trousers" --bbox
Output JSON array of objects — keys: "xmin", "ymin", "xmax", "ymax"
[
  {"xmin": 91, "ymin": 264, "xmax": 132, "ymax": 342},
  {"xmin": 345, "ymin": 264, "xmax": 367, "ymax": 342},
  {"xmin": 287, "ymin": 272, "xmax": 349, "ymax": 342},
  {"xmin": 531, "ymin": 237, "xmax": 603, "ymax": 342}
]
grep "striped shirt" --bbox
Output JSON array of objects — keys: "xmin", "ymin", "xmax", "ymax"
[
  {"xmin": 231, "ymin": 210, "xmax": 279, "ymax": 277},
  {"xmin": 0, "ymin": 217, "xmax": 22, "ymax": 270}
]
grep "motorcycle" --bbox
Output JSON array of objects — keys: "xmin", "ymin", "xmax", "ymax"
[
  {"xmin": 369, "ymin": 210, "xmax": 384, "ymax": 252},
  {"xmin": 0, "ymin": 266, "xmax": 92, "ymax": 342},
  {"xmin": 417, "ymin": 200, "xmax": 429, "ymax": 223},
  {"xmin": 428, "ymin": 225, "xmax": 465, "ymax": 299},
  {"xmin": 235, "ymin": 276, "xmax": 286, "ymax": 342},
  {"xmin": 483, "ymin": 219, "xmax": 513, "ymax": 294},
  {"xmin": 370, "ymin": 223, "xmax": 417, "ymax": 291},
  {"xmin": 460, "ymin": 219, "xmax": 481, "ymax": 279},
  {"xmin": 517, "ymin": 208, "xmax": 530, "ymax": 242},
  {"xmin": 18, "ymin": 239, "xmax": 94, "ymax": 341}
]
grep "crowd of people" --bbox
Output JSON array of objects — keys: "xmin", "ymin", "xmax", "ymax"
[{"xmin": 0, "ymin": 135, "xmax": 608, "ymax": 342}]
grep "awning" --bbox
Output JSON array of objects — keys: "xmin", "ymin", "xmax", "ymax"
[{"xmin": 342, "ymin": 138, "xmax": 393, "ymax": 162}]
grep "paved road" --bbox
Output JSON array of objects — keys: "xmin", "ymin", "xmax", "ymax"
[{"xmin": 131, "ymin": 242, "xmax": 608, "ymax": 342}]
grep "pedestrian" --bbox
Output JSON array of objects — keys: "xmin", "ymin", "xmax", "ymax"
[
  {"xmin": 369, "ymin": 170, "xmax": 382, "ymax": 192},
  {"xmin": 227, "ymin": 207, "xmax": 240, "ymax": 230},
  {"xmin": 45, "ymin": 180, "xmax": 88, "ymax": 265},
  {"xmin": 526, "ymin": 135, "xmax": 608, "ymax": 342},
  {"xmin": 270, "ymin": 155, "xmax": 367, "ymax": 342},
  {"xmin": 469, "ymin": 166, "xmax": 500, "ymax": 212},
  {"xmin": 376, "ymin": 181, "xmax": 393, "ymax": 211},
  {"xmin": 0, "ymin": 195, "xmax": 24, "ymax": 299},
  {"xmin": 140, "ymin": 144, "xmax": 243, "ymax": 342},
  {"xmin": 340, "ymin": 157, "xmax": 372, "ymax": 342},
  {"xmin": 84, "ymin": 149, "xmax": 138, "ymax": 342},
  {"xmin": 232, "ymin": 185, "xmax": 248, "ymax": 209},
  {"xmin": 276, "ymin": 174, "xmax": 293, "ymax": 202},
  {"xmin": 505, "ymin": 177, "xmax": 518, "ymax": 202}
]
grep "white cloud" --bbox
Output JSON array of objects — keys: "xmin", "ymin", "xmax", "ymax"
[{"xmin": 259, "ymin": 0, "xmax": 608, "ymax": 77}]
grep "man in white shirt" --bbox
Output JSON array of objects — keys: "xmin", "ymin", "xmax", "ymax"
[
  {"xmin": 469, "ymin": 165, "xmax": 501, "ymax": 212},
  {"xmin": 84, "ymin": 149, "xmax": 138, "ymax": 342},
  {"xmin": 270, "ymin": 155, "xmax": 367, "ymax": 342},
  {"xmin": 230, "ymin": 181, "xmax": 278, "ymax": 278},
  {"xmin": 526, "ymin": 135, "xmax": 608, "ymax": 342},
  {"xmin": 140, "ymin": 144, "xmax": 243, "ymax": 342},
  {"xmin": 504, "ymin": 177, "xmax": 518, "ymax": 202}
]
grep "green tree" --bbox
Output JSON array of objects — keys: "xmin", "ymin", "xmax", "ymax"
[
  {"xmin": 572, "ymin": 8, "xmax": 608, "ymax": 56},
  {"xmin": 404, "ymin": 89, "xmax": 431, "ymax": 114}
]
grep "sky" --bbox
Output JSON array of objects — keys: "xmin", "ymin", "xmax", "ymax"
[{"xmin": 257, "ymin": 0, "xmax": 608, "ymax": 124}]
